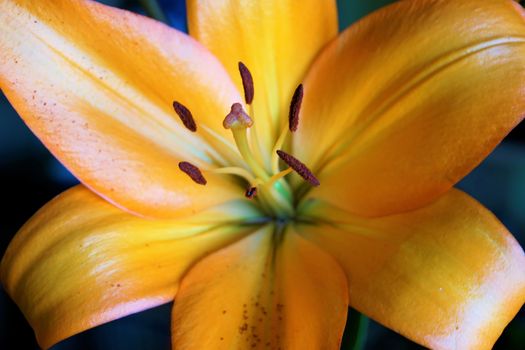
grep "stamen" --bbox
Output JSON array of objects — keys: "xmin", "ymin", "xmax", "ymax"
[
  {"xmin": 178, "ymin": 161, "xmax": 207, "ymax": 185},
  {"xmin": 245, "ymin": 186, "xmax": 257, "ymax": 199},
  {"xmin": 270, "ymin": 85, "xmax": 303, "ymax": 173},
  {"xmin": 238, "ymin": 62, "xmax": 254, "ymax": 104},
  {"xmin": 246, "ymin": 104, "xmax": 266, "ymax": 166},
  {"xmin": 267, "ymin": 167, "xmax": 292, "ymax": 186},
  {"xmin": 210, "ymin": 166, "xmax": 256, "ymax": 184},
  {"xmin": 276, "ymin": 150, "xmax": 320, "ymax": 186},
  {"xmin": 223, "ymin": 103, "xmax": 253, "ymax": 129},
  {"xmin": 172, "ymin": 101, "xmax": 197, "ymax": 132},
  {"xmin": 271, "ymin": 126, "xmax": 289, "ymax": 174},
  {"xmin": 289, "ymin": 84, "xmax": 303, "ymax": 132}
]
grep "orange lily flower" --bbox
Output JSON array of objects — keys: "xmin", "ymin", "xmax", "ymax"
[{"xmin": 1, "ymin": 0, "xmax": 525, "ymax": 349}]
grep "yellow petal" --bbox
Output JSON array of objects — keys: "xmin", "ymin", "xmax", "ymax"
[
  {"xmin": 1, "ymin": 185, "xmax": 260, "ymax": 349},
  {"xmin": 171, "ymin": 226, "xmax": 348, "ymax": 349},
  {"xmin": 295, "ymin": 0, "xmax": 525, "ymax": 216},
  {"xmin": 0, "ymin": 0, "xmax": 244, "ymax": 218},
  {"xmin": 299, "ymin": 189, "xmax": 525, "ymax": 350},
  {"xmin": 187, "ymin": 0, "xmax": 338, "ymax": 160}
]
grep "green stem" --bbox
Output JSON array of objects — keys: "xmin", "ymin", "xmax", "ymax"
[
  {"xmin": 138, "ymin": 0, "xmax": 168, "ymax": 24},
  {"xmin": 344, "ymin": 309, "xmax": 369, "ymax": 350}
]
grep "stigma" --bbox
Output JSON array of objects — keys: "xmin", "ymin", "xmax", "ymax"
[{"xmin": 223, "ymin": 103, "xmax": 253, "ymax": 129}]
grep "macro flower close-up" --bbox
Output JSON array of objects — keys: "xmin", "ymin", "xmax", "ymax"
[{"xmin": 1, "ymin": 0, "xmax": 525, "ymax": 349}]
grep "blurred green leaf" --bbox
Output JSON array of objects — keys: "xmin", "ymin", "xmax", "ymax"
[
  {"xmin": 337, "ymin": 0, "xmax": 398, "ymax": 31},
  {"xmin": 138, "ymin": 0, "xmax": 168, "ymax": 23},
  {"xmin": 342, "ymin": 308, "xmax": 369, "ymax": 350}
]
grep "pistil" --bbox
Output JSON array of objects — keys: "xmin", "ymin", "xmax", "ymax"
[
  {"xmin": 223, "ymin": 103, "xmax": 269, "ymax": 181},
  {"xmin": 221, "ymin": 102, "xmax": 295, "ymax": 216}
]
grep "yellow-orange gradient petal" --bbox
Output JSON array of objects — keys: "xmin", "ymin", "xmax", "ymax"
[
  {"xmin": 299, "ymin": 189, "xmax": 525, "ymax": 350},
  {"xmin": 0, "ymin": 185, "xmax": 260, "ymax": 349},
  {"xmin": 187, "ymin": 0, "xmax": 338, "ymax": 163},
  {"xmin": 0, "ymin": 0, "xmax": 245, "ymax": 218},
  {"xmin": 295, "ymin": 0, "xmax": 525, "ymax": 217},
  {"xmin": 171, "ymin": 226, "xmax": 348, "ymax": 349}
]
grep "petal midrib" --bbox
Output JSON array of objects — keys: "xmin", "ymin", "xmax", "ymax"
[
  {"xmin": 320, "ymin": 35, "xmax": 525, "ymax": 173},
  {"xmin": 20, "ymin": 14, "xmax": 217, "ymax": 165}
]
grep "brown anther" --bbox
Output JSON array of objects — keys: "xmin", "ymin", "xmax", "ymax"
[
  {"xmin": 223, "ymin": 103, "xmax": 253, "ymax": 129},
  {"xmin": 276, "ymin": 150, "xmax": 320, "ymax": 186},
  {"xmin": 288, "ymin": 84, "xmax": 303, "ymax": 132},
  {"xmin": 178, "ymin": 161, "xmax": 207, "ymax": 185},
  {"xmin": 238, "ymin": 62, "xmax": 254, "ymax": 105},
  {"xmin": 245, "ymin": 186, "xmax": 257, "ymax": 199},
  {"xmin": 172, "ymin": 101, "xmax": 197, "ymax": 132}
]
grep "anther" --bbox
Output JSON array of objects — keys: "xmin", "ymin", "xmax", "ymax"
[
  {"xmin": 173, "ymin": 101, "xmax": 197, "ymax": 132},
  {"xmin": 276, "ymin": 150, "xmax": 320, "ymax": 186},
  {"xmin": 245, "ymin": 186, "xmax": 257, "ymax": 199},
  {"xmin": 289, "ymin": 84, "xmax": 303, "ymax": 132},
  {"xmin": 238, "ymin": 62, "xmax": 254, "ymax": 104},
  {"xmin": 223, "ymin": 103, "xmax": 253, "ymax": 129},
  {"xmin": 178, "ymin": 161, "xmax": 207, "ymax": 185}
]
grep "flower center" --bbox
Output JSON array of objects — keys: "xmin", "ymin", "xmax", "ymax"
[{"xmin": 174, "ymin": 62, "xmax": 319, "ymax": 220}]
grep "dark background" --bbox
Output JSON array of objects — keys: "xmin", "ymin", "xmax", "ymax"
[{"xmin": 1, "ymin": 0, "xmax": 524, "ymax": 349}]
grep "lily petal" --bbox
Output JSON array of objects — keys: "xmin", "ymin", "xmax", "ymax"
[
  {"xmin": 0, "ymin": 0, "xmax": 244, "ymax": 218},
  {"xmin": 187, "ymin": 0, "xmax": 338, "ymax": 158},
  {"xmin": 171, "ymin": 226, "xmax": 348, "ymax": 349},
  {"xmin": 295, "ymin": 0, "xmax": 525, "ymax": 216},
  {"xmin": 299, "ymin": 189, "xmax": 525, "ymax": 350},
  {"xmin": 1, "ymin": 185, "xmax": 259, "ymax": 349}
]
